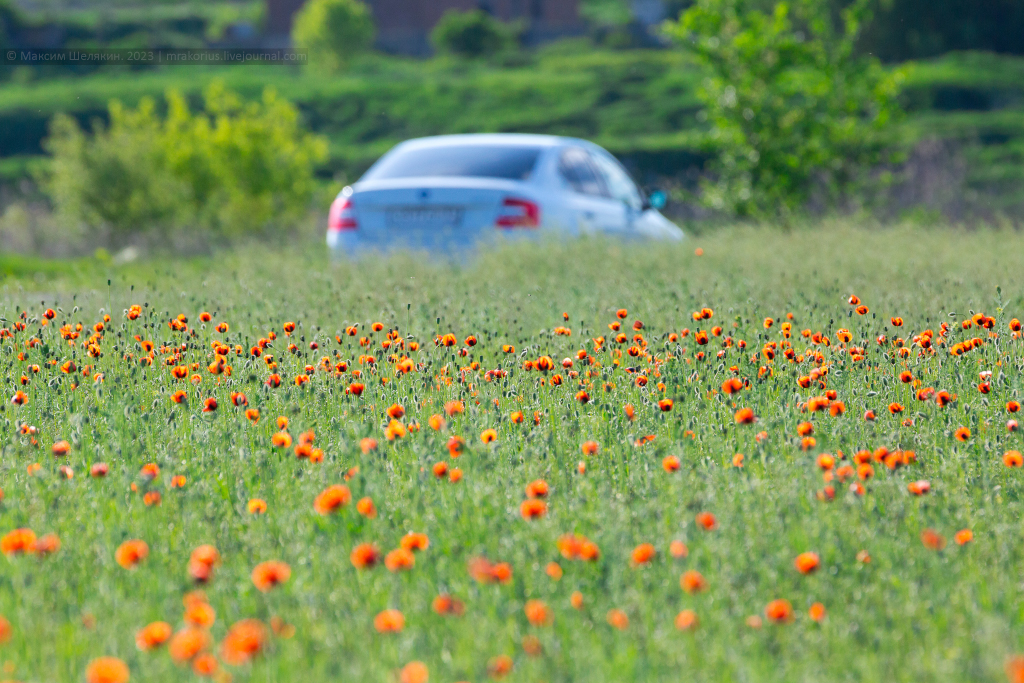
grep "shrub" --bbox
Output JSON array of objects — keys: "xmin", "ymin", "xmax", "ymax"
[
  {"xmin": 292, "ymin": 0, "xmax": 375, "ymax": 73},
  {"xmin": 431, "ymin": 10, "xmax": 512, "ymax": 59},
  {"xmin": 43, "ymin": 82, "xmax": 328, "ymax": 247},
  {"xmin": 668, "ymin": 0, "xmax": 906, "ymax": 218}
]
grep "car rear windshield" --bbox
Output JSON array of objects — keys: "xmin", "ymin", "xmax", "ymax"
[{"xmin": 364, "ymin": 144, "xmax": 543, "ymax": 181}]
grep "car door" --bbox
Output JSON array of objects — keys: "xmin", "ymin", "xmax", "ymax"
[
  {"xmin": 588, "ymin": 150, "xmax": 645, "ymax": 234},
  {"xmin": 556, "ymin": 147, "xmax": 626, "ymax": 235}
]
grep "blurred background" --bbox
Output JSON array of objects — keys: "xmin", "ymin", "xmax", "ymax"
[{"xmin": 0, "ymin": 0, "xmax": 1022, "ymax": 257}]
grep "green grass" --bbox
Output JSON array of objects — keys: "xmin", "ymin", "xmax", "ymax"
[{"xmin": 2, "ymin": 225, "xmax": 1024, "ymax": 681}]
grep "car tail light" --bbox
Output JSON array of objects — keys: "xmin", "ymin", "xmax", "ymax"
[
  {"xmin": 496, "ymin": 197, "xmax": 540, "ymax": 229},
  {"xmin": 328, "ymin": 195, "xmax": 357, "ymax": 231}
]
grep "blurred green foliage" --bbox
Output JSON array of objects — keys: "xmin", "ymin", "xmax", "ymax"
[
  {"xmin": 579, "ymin": 0, "xmax": 633, "ymax": 26},
  {"xmin": 2, "ymin": 48, "xmax": 1024, "ymax": 224},
  {"xmin": 668, "ymin": 0, "xmax": 907, "ymax": 217},
  {"xmin": 431, "ymin": 10, "xmax": 516, "ymax": 59},
  {"xmin": 291, "ymin": 0, "xmax": 375, "ymax": 73},
  {"xmin": 42, "ymin": 82, "xmax": 328, "ymax": 246}
]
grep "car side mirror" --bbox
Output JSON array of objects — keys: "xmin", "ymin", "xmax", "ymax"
[{"xmin": 645, "ymin": 190, "xmax": 666, "ymax": 211}]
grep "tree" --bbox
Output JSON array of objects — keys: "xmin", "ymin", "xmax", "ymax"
[
  {"xmin": 431, "ymin": 10, "xmax": 511, "ymax": 59},
  {"xmin": 667, "ymin": 0, "xmax": 906, "ymax": 218},
  {"xmin": 43, "ymin": 82, "xmax": 328, "ymax": 246},
  {"xmin": 292, "ymin": 0, "xmax": 375, "ymax": 73}
]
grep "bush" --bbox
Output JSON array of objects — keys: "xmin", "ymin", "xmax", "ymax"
[
  {"xmin": 43, "ymin": 82, "xmax": 328, "ymax": 247},
  {"xmin": 292, "ymin": 0, "xmax": 375, "ymax": 73},
  {"xmin": 431, "ymin": 10, "xmax": 512, "ymax": 59},
  {"xmin": 668, "ymin": 0, "xmax": 906, "ymax": 218}
]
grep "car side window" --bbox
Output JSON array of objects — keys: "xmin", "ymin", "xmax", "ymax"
[
  {"xmin": 558, "ymin": 147, "xmax": 606, "ymax": 197},
  {"xmin": 590, "ymin": 152, "xmax": 643, "ymax": 211}
]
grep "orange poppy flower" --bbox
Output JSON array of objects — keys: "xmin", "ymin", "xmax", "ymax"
[
  {"xmin": 808, "ymin": 602, "xmax": 826, "ymax": 622},
  {"xmin": 921, "ymin": 529, "xmax": 946, "ymax": 550},
  {"xmin": 374, "ymin": 609, "xmax": 405, "ymax": 633},
  {"xmin": 525, "ymin": 479, "xmax": 549, "ymax": 498},
  {"xmin": 764, "ymin": 599, "xmax": 794, "ymax": 623},
  {"xmin": 445, "ymin": 435, "xmax": 465, "ymax": 457},
  {"xmin": 581, "ymin": 440, "xmax": 599, "ymax": 455},
  {"xmin": 251, "ymin": 560, "xmax": 291, "ymax": 592},
  {"xmin": 662, "ymin": 455, "xmax": 680, "ymax": 472},
  {"xmin": 674, "ymin": 609, "xmax": 698, "ymax": 631},
  {"xmin": 314, "ymin": 484, "xmax": 352, "ymax": 515},
  {"xmin": 136, "ymin": 621, "xmax": 172, "ymax": 650},
  {"xmin": 51, "ymin": 440, "xmax": 71, "ymax": 456},
  {"xmin": 680, "ymin": 570, "xmax": 707, "ymax": 594},
  {"xmin": 954, "ymin": 427, "xmax": 971, "ymax": 441},
  {"xmin": 525, "ymin": 599, "xmax": 552, "ymax": 626},
  {"xmin": 169, "ymin": 627, "xmax": 211, "ymax": 663},
  {"xmin": 520, "ymin": 499, "xmax": 548, "ymax": 520},
  {"xmin": 220, "ymin": 619, "xmax": 267, "ymax": 666},
  {"xmin": 33, "ymin": 533, "xmax": 60, "ymax": 556},
  {"xmin": 657, "ymin": 398, "xmax": 673, "ymax": 412},
  {"xmin": 794, "ymin": 552, "xmax": 820, "ymax": 574},
  {"xmin": 184, "ymin": 601, "xmax": 216, "ymax": 629},
  {"xmin": 349, "ymin": 542, "xmax": 381, "ymax": 569},
  {"xmin": 907, "ymin": 480, "xmax": 931, "ymax": 495},
  {"xmin": 570, "ymin": 591, "xmax": 584, "ymax": 610},
  {"xmin": 606, "ymin": 609, "xmax": 629, "ymax": 630},
  {"xmin": 468, "ymin": 556, "xmax": 512, "ymax": 583},
  {"xmin": 385, "ymin": 548, "xmax": 415, "ymax": 571},
  {"xmin": 115, "ymin": 539, "xmax": 149, "ymax": 569},
  {"xmin": 695, "ymin": 511, "xmax": 717, "ymax": 530},
  {"xmin": 669, "ymin": 540, "xmax": 688, "ymax": 558},
  {"xmin": 480, "ymin": 428, "xmax": 498, "ymax": 444},
  {"xmin": 1, "ymin": 528, "xmax": 35, "ymax": 555},
  {"xmin": 954, "ymin": 529, "xmax": 973, "ymax": 545},
  {"xmin": 247, "ymin": 498, "xmax": 268, "ymax": 514},
  {"xmin": 734, "ymin": 408, "xmax": 755, "ymax": 424},
  {"xmin": 1005, "ymin": 451, "xmax": 1024, "ymax": 467},
  {"xmin": 355, "ymin": 497, "xmax": 377, "ymax": 518},
  {"xmin": 192, "ymin": 652, "xmax": 218, "ymax": 677},
  {"xmin": 400, "ymin": 532, "xmax": 429, "ymax": 552},
  {"xmin": 631, "ymin": 543, "xmax": 656, "ymax": 566},
  {"xmin": 546, "ymin": 561, "xmax": 563, "ymax": 580},
  {"xmin": 432, "ymin": 594, "xmax": 466, "ymax": 616},
  {"xmin": 399, "ymin": 661, "xmax": 430, "ymax": 683},
  {"xmin": 85, "ymin": 657, "xmax": 130, "ymax": 683}
]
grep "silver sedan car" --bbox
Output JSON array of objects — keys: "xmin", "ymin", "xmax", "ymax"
[{"xmin": 326, "ymin": 133, "xmax": 683, "ymax": 255}]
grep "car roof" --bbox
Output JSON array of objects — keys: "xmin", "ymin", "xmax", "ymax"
[{"xmin": 392, "ymin": 133, "xmax": 586, "ymax": 150}]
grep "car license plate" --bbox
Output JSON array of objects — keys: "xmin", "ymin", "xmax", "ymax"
[{"xmin": 386, "ymin": 207, "xmax": 464, "ymax": 229}]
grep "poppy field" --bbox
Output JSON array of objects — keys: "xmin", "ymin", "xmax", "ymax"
[{"xmin": 4, "ymin": 225, "xmax": 1024, "ymax": 683}]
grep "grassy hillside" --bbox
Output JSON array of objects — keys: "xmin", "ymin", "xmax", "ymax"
[{"xmin": 1, "ymin": 47, "xmax": 1024, "ymax": 213}]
